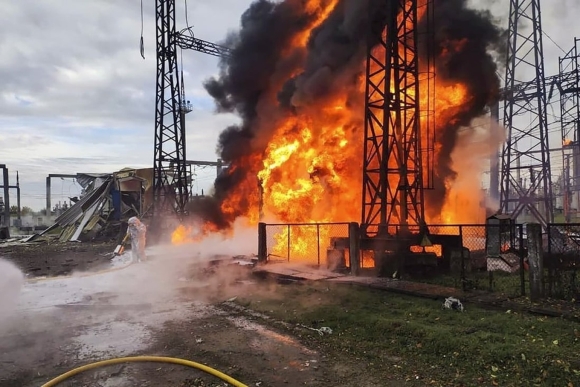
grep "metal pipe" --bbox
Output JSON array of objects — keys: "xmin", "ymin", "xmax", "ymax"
[
  {"xmin": 16, "ymin": 171, "xmax": 20, "ymax": 220},
  {"xmin": 0, "ymin": 185, "xmax": 20, "ymax": 221},
  {"xmin": 1, "ymin": 165, "xmax": 10, "ymax": 230},
  {"xmin": 46, "ymin": 176, "xmax": 50, "ymax": 215}
]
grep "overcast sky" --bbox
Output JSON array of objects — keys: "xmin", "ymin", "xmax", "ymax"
[{"xmin": 0, "ymin": 0, "xmax": 578, "ymax": 211}]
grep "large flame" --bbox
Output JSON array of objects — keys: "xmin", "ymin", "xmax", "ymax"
[{"xmin": 173, "ymin": 0, "xmax": 494, "ymax": 262}]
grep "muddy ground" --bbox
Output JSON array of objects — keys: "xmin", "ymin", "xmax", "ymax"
[
  {"xmin": 0, "ymin": 239, "xmax": 116, "ymax": 277},
  {"xmin": 0, "ymin": 242, "xmax": 391, "ymax": 387}
]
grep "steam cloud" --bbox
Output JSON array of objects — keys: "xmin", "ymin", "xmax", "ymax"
[
  {"xmin": 198, "ymin": 0, "xmax": 504, "ymax": 228},
  {"xmin": 0, "ymin": 258, "xmax": 25, "ymax": 323}
]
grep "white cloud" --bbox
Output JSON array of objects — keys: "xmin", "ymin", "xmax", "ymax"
[
  {"xmin": 0, "ymin": 0, "xmax": 578, "ymax": 212},
  {"xmin": 0, "ymin": 0, "xmax": 251, "ymax": 210}
]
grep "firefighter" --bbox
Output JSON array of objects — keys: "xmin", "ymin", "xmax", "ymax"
[{"xmin": 126, "ymin": 216, "xmax": 147, "ymax": 263}]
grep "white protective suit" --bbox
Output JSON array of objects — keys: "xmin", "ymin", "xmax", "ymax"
[{"xmin": 127, "ymin": 217, "xmax": 147, "ymax": 263}]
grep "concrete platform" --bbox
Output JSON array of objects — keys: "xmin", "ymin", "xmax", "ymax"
[{"xmin": 254, "ymin": 262, "xmax": 346, "ymax": 281}]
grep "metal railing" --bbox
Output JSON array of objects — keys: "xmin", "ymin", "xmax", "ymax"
[
  {"xmin": 262, "ymin": 222, "xmax": 351, "ymax": 269},
  {"xmin": 256, "ymin": 220, "xmax": 580, "ymax": 301}
]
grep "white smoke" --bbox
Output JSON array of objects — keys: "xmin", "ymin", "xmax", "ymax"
[
  {"xmin": 0, "ymin": 258, "xmax": 25, "ymax": 320},
  {"xmin": 442, "ymin": 115, "xmax": 506, "ymax": 223}
]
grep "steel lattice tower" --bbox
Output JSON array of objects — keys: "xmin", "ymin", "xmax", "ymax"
[
  {"xmin": 361, "ymin": 0, "xmax": 434, "ymax": 238},
  {"xmin": 558, "ymin": 38, "xmax": 580, "ymax": 221},
  {"xmin": 153, "ymin": 0, "xmax": 189, "ymax": 217},
  {"xmin": 500, "ymin": 0, "xmax": 553, "ymax": 227}
]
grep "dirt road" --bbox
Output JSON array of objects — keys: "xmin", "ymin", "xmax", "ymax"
[{"xmin": 0, "ymin": 245, "xmax": 366, "ymax": 387}]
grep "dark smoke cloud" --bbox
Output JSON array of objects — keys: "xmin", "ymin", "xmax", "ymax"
[
  {"xmin": 280, "ymin": 0, "xmax": 371, "ymax": 108},
  {"xmin": 199, "ymin": 0, "xmax": 375, "ymax": 227},
  {"xmin": 199, "ymin": 0, "xmax": 504, "ymax": 227},
  {"xmin": 421, "ymin": 0, "xmax": 504, "ymax": 217},
  {"xmin": 197, "ymin": 0, "xmax": 315, "ymax": 225}
]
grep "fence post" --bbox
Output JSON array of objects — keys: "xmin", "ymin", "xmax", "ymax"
[
  {"xmin": 526, "ymin": 223, "xmax": 544, "ymax": 302},
  {"xmin": 546, "ymin": 224, "xmax": 553, "ymax": 297},
  {"xmin": 287, "ymin": 225, "xmax": 291, "ymax": 262},
  {"xmin": 519, "ymin": 224, "xmax": 525, "ymax": 296},
  {"xmin": 459, "ymin": 225, "xmax": 466, "ymax": 291},
  {"xmin": 348, "ymin": 222, "xmax": 360, "ymax": 276},
  {"xmin": 316, "ymin": 224, "xmax": 321, "ymax": 267},
  {"xmin": 257, "ymin": 222, "xmax": 267, "ymax": 263}
]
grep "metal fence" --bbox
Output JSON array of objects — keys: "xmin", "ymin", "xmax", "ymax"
[
  {"xmin": 411, "ymin": 224, "xmax": 526, "ymax": 297},
  {"xmin": 546, "ymin": 223, "xmax": 580, "ymax": 301},
  {"xmin": 263, "ymin": 223, "xmax": 351, "ymax": 268}
]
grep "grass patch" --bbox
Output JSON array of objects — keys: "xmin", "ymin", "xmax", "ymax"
[
  {"xmin": 419, "ymin": 271, "xmax": 527, "ymax": 297},
  {"xmin": 237, "ymin": 282, "xmax": 580, "ymax": 386}
]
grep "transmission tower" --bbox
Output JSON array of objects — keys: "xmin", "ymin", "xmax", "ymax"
[
  {"xmin": 153, "ymin": 0, "xmax": 189, "ymax": 217},
  {"xmin": 558, "ymin": 37, "xmax": 580, "ymax": 221},
  {"xmin": 500, "ymin": 0, "xmax": 553, "ymax": 227},
  {"xmin": 152, "ymin": 0, "xmax": 231, "ymax": 219},
  {"xmin": 361, "ymin": 0, "xmax": 434, "ymax": 238}
]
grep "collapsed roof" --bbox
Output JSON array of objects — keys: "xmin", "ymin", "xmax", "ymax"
[{"xmin": 26, "ymin": 169, "xmax": 151, "ymax": 243}]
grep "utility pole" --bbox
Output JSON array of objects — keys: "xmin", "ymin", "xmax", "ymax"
[
  {"xmin": 564, "ymin": 154, "xmax": 572, "ymax": 222},
  {"xmin": 500, "ymin": 0, "xmax": 553, "ymax": 227},
  {"xmin": 361, "ymin": 0, "xmax": 434, "ymax": 237}
]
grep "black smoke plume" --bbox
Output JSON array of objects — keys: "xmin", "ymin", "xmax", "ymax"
[
  {"xmin": 197, "ymin": 0, "xmax": 504, "ymax": 227},
  {"xmin": 419, "ymin": 0, "xmax": 504, "ymax": 217}
]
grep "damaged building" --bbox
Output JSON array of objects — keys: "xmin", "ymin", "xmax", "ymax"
[{"xmin": 27, "ymin": 168, "xmax": 153, "ymax": 243}]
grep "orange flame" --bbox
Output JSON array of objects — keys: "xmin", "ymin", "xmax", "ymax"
[{"xmin": 173, "ymin": 1, "xmax": 492, "ymax": 264}]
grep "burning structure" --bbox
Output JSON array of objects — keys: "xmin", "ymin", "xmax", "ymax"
[{"xmin": 176, "ymin": 0, "xmax": 505, "ymax": 269}]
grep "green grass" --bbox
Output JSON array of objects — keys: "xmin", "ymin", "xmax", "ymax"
[
  {"xmin": 418, "ymin": 271, "xmax": 528, "ymax": 297},
  {"xmin": 237, "ymin": 282, "xmax": 580, "ymax": 387}
]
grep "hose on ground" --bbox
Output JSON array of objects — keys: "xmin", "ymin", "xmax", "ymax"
[{"xmin": 40, "ymin": 355, "xmax": 248, "ymax": 387}]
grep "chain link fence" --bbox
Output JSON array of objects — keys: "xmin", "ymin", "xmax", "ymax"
[
  {"xmin": 260, "ymin": 221, "xmax": 532, "ymax": 298},
  {"xmin": 264, "ymin": 223, "xmax": 350, "ymax": 268},
  {"xmin": 407, "ymin": 224, "xmax": 526, "ymax": 297},
  {"xmin": 546, "ymin": 224, "xmax": 580, "ymax": 301},
  {"xmin": 461, "ymin": 224, "xmax": 525, "ymax": 297}
]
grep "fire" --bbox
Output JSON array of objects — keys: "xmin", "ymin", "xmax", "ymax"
[
  {"xmin": 171, "ymin": 224, "xmax": 190, "ymax": 245},
  {"xmin": 173, "ymin": 0, "xmax": 496, "ymax": 268},
  {"xmin": 171, "ymin": 222, "xmax": 223, "ymax": 245}
]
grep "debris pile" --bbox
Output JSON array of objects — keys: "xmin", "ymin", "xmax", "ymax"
[{"xmin": 26, "ymin": 168, "xmax": 151, "ymax": 243}]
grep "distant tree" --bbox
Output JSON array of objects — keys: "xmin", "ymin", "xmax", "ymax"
[{"xmin": 9, "ymin": 206, "xmax": 33, "ymax": 216}]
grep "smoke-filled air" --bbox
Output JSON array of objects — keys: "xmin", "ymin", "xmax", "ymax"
[{"xmin": 175, "ymin": 0, "xmax": 505, "ymax": 245}]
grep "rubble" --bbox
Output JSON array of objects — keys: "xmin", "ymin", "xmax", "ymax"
[{"xmin": 25, "ymin": 168, "xmax": 152, "ymax": 244}]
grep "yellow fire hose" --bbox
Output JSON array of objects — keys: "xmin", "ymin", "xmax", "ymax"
[{"xmin": 40, "ymin": 355, "xmax": 248, "ymax": 387}]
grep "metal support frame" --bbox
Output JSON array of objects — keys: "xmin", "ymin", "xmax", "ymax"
[
  {"xmin": 0, "ymin": 175, "xmax": 21, "ymax": 222},
  {"xmin": 152, "ymin": 4, "xmax": 232, "ymax": 219},
  {"xmin": 500, "ymin": 0, "xmax": 553, "ymax": 227},
  {"xmin": 184, "ymin": 159, "xmax": 225, "ymax": 195},
  {"xmin": 153, "ymin": 0, "xmax": 188, "ymax": 217},
  {"xmin": 361, "ymin": 0, "xmax": 433, "ymax": 237},
  {"xmin": 563, "ymin": 153, "xmax": 572, "ymax": 222},
  {"xmin": 176, "ymin": 31, "xmax": 232, "ymax": 58},
  {"xmin": 0, "ymin": 164, "xmax": 10, "ymax": 232},
  {"xmin": 46, "ymin": 174, "xmax": 77, "ymax": 215},
  {"xmin": 558, "ymin": 37, "xmax": 580, "ymax": 220}
]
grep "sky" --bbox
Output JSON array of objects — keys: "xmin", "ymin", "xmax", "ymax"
[{"xmin": 0, "ymin": 0, "xmax": 578, "ymax": 212}]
